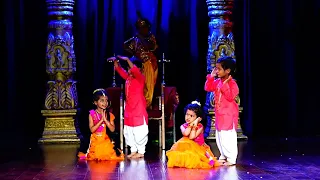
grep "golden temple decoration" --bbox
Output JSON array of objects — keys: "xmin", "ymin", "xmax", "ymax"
[{"xmin": 40, "ymin": 0, "xmax": 79, "ymax": 143}]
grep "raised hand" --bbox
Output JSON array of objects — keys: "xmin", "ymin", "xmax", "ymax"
[
  {"xmin": 192, "ymin": 117, "xmax": 201, "ymax": 126},
  {"xmin": 107, "ymin": 56, "xmax": 118, "ymax": 62},
  {"xmin": 101, "ymin": 110, "xmax": 106, "ymax": 122},
  {"xmin": 211, "ymin": 67, "xmax": 218, "ymax": 77},
  {"xmin": 116, "ymin": 55, "xmax": 130, "ymax": 61},
  {"xmin": 102, "ymin": 110, "xmax": 111, "ymax": 126}
]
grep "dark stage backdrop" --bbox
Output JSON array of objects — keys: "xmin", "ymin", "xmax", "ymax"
[
  {"xmin": 3, "ymin": 0, "xmax": 320, "ymax": 150},
  {"xmin": 235, "ymin": 0, "xmax": 320, "ymax": 138}
]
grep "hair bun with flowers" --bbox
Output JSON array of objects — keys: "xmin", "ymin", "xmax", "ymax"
[{"xmin": 191, "ymin": 100, "xmax": 201, "ymax": 107}]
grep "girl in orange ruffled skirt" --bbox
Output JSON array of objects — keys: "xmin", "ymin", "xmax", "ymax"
[
  {"xmin": 78, "ymin": 89, "xmax": 124, "ymax": 161},
  {"xmin": 166, "ymin": 100, "xmax": 221, "ymax": 168}
]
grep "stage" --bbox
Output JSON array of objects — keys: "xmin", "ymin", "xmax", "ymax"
[{"xmin": 0, "ymin": 137, "xmax": 319, "ymax": 180}]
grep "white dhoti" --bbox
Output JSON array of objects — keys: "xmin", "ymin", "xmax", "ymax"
[
  {"xmin": 124, "ymin": 117, "xmax": 149, "ymax": 154},
  {"xmin": 215, "ymin": 128, "xmax": 238, "ymax": 164}
]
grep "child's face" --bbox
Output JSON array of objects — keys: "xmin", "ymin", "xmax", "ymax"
[
  {"xmin": 185, "ymin": 109, "xmax": 197, "ymax": 124},
  {"xmin": 94, "ymin": 95, "xmax": 109, "ymax": 110},
  {"xmin": 215, "ymin": 63, "xmax": 230, "ymax": 79}
]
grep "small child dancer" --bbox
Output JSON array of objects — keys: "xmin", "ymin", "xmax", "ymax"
[
  {"xmin": 166, "ymin": 101, "xmax": 221, "ymax": 169},
  {"xmin": 78, "ymin": 89, "xmax": 124, "ymax": 161},
  {"xmin": 108, "ymin": 55, "xmax": 148, "ymax": 159},
  {"xmin": 204, "ymin": 56, "xmax": 239, "ymax": 166}
]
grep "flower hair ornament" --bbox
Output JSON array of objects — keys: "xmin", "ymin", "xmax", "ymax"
[
  {"xmin": 93, "ymin": 88, "xmax": 106, "ymax": 96},
  {"xmin": 191, "ymin": 100, "xmax": 201, "ymax": 107}
]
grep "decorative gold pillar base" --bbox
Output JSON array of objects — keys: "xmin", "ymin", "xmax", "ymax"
[
  {"xmin": 39, "ymin": 109, "xmax": 79, "ymax": 143},
  {"xmin": 206, "ymin": 107, "xmax": 248, "ymax": 140}
]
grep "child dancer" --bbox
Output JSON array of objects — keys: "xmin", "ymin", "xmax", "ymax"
[
  {"xmin": 204, "ymin": 56, "xmax": 239, "ymax": 166},
  {"xmin": 166, "ymin": 101, "xmax": 221, "ymax": 169},
  {"xmin": 108, "ymin": 55, "xmax": 148, "ymax": 159},
  {"xmin": 78, "ymin": 89, "xmax": 124, "ymax": 160}
]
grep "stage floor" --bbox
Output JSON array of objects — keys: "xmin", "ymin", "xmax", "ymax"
[{"xmin": 0, "ymin": 137, "xmax": 320, "ymax": 180}]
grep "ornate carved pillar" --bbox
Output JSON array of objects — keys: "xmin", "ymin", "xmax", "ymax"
[
  {"xmin": 39, "ymin": 0, "xmax": 79, "ymax": 143},
  {"xmin": 204, "ymin": 0, "xmax": 247, "ymax": 139}
]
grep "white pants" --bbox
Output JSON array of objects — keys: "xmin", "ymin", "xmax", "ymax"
[
  {"xmin": 216, "ymin": 128, "xmax": 238, "ymax": 164},
  {"xmin": 124, "ymin": 117, "xmax": 148, "ymax": 154}
]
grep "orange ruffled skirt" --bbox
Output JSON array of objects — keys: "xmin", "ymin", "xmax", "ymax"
[
  {"xmin": 78, "ymin": 131, "xmax": 124, "ymax": 161},
  {"xmin": 166, "ymin": 137, "xmax": 220, "ymax": 169}
]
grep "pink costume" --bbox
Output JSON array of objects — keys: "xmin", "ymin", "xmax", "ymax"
[
  {"xmin": 115, "ymin": 65, "xmax": 148, "ymax": 126},
  {"xmin": 91, "ymin": 110, "xmax": 106, "ymax": 133},
  {"xmin": 115, "ymin": 65, "xmax": 149, "ymax": 155},
  {"xmin": 182, "ymin": 123, "xmax": 205, "ymax": 145},
  {"xmin": 204, "ymin": 74, "xmax": 239, "ymax": 165},
  {"xmin": 204, "ymin": 75, "xmax": 239, "ymax": 130}
]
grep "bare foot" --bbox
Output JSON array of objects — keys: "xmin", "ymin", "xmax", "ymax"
[
  {"xmin": 127, "ymin": 152, "xmax": 137, "ymax": 158},
  {"xmin": 224, "ymin": 161, "xmax": 236, "ymax": 166},
  {"xmin": 132, "ymin": 153, "xmax": 144, "ymax": 158}
]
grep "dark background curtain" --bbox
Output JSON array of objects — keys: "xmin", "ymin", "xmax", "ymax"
[
  {"xmin": 234, "ymin": 0, "xmax": 320, "ymax": 138},
  {"xmin": 2, "ymin": 0, "xmax": 320, "ymax": 151}
]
